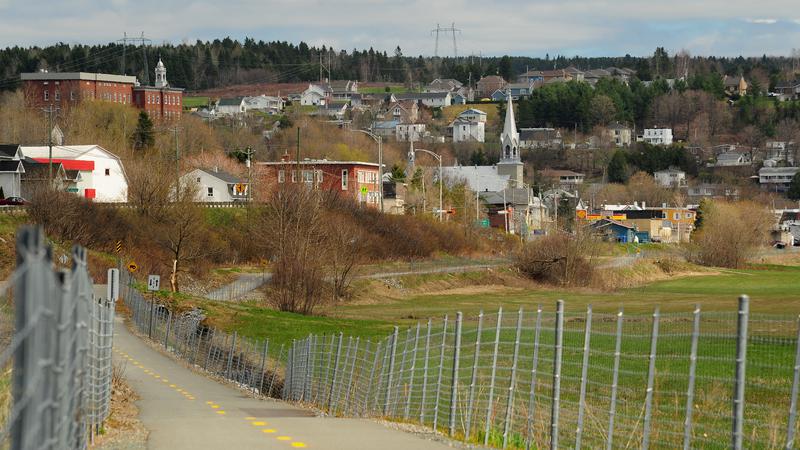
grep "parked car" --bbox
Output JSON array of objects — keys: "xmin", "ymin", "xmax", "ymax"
[{"xmin": 0, "ymin": 196, "xmax": 27, "ymax": 206}]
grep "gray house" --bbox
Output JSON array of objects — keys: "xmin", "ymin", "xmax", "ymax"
[
  {"xmin": 183, "ymin": 168, "xmax": 248, "ymax": 202},
  {"xmin": 0, "ymin": 144, "xmax": 23, "ymax": 198}
]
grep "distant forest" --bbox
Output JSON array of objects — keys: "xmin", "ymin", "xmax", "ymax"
[{"xmin": 0, "ymin": 38, "xmax": 798, "ymax": 92}]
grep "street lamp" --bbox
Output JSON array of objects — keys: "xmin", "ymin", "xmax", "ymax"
[
  {"xmin": 412, "ymin": 148, "xmax": 443, "ymax": 222},
  {"xmin": 347, "ymin": 128, "xmax": 384, "ymax": 212}
]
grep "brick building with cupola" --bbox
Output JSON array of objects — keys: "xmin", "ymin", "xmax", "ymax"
[{"xmin": 21, "ymin": 58, "xmax": 183, "ymax": 120}]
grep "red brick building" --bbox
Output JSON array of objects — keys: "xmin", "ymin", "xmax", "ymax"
[
  {"xmin": 256, "ymin": 159, "xmax": 382, "ymax": 207},
  {"xmin": 21, "ymin": 58, "xmax": 183, "ymax": 120}
]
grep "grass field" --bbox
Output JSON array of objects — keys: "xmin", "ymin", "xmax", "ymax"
[
  {"xmin": 442, "ymin": 103, "xmax": 501, "ymax": 126},
  {"xmin": 358, "ymin": 85, "xmax": 415, "ymax": 94},
  {"xmin": 183, "ymin": 96, "xmax": 210, "ymax": 109}
]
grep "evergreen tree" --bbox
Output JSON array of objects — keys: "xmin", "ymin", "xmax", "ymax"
[
  {"xmin": 499, "ymin": 55, "xmax": 513, "ymax": 82},
  {"xmin": 788, "ymin": 172, "xmax": 800, "ymax": 201},
  {"xmin": 389, "ymin": 164, "xmax": 406, "ymax": 182},
  {"xmin": 607, "ymin": 150, "xmax": 629, "ymax": 183},
  {"xmin": 132, "ymin": 111, "xmax": 155, "ymax": 151}
]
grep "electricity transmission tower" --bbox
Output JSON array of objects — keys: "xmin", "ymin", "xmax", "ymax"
[
  {"xmin": 431, "ymin": 23, "xmax": 461, "ymax": 59},
  {"xmin": 117, "ymin": 32, "xmax": 152, "ymax": 84}
]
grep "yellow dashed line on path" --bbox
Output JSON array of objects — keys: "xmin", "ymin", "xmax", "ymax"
[
  {"xmin": 244, "ymin": 416, "xmax": 256, "ymax": 420},
  {"xmin": 210, "ymin": 405, "xmax": 219, "ymax": 409},
  {"xmin": 251, "ymin": 421, "xmax": 267, "ymax": 426},
  {"xmin": 262, "ymin": 429, "xmax": 276, "ymax": 434},
  {"xmin": 216, "ymin": 410, "xmax": 226, "ymax": 415},
  {"xmin": 277, "ymin": 436, "xmax": 292, "ymax": 441},
  {"xmin": 291, "ymin": 443, "xmax": 307, "ymax": 448}
]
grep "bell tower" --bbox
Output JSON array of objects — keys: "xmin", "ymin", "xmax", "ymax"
[{"xmin": 154, "ymin": 58, "xmax": 168, "ymax": 88}]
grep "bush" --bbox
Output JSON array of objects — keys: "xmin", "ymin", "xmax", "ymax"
[
  {"xmin": 691, "ymin": 200, "xmax": 773, "ymax": 268},
  {"xmin": 514, "ymin": 230, "xmax": 596, "ymax": 286}
]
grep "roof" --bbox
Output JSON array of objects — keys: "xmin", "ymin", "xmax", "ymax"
[
  {"xmin": 591, "ymin": 218, "xmax": 635, "ymax": 230},
  {"xmin": 394, "ymin": 92, "xmax": 450, "ymax": 100},
  {"xmin": 21, "ymin": 72, "xmax": 137, "ymax": 84},
  {"xmin": 654, "ymin": 167, "xmax": 685, "ymax": 175},
  {"xmin": 520, "ymin": 128, "xmax": 560, "ymax": 141},
  {"xmin": 197, "ymin": 168, "xmax": 243, "ymax": 184},
  {"xmin": 441, "ymin": 165, "xmax": 510, "ymax": 192},
  {"xmin": 478, "ymin": 75, "xmax": 506, "ymax": 83},
  {"xmin": 458, "ymin": 108, "xmax": 487, "ymax": 117},
  {"xmin": 0, "ymin": 144, "xmax": 21, "ymax": 159},
  {"xmin": 760, "ymin": 167, "xmax": 800, "ymax": 176},
  {"xmin": 218, "ymin": 97, "xmax": 245, "ymax": 107},
  {"xmin": 716, "ymin": 152, "xmax": 747, "ymax": 162},
  {"xmin": 372, "ymin": 120, "xmax": 400, "ymax": 129},
  {"xmin": 519, "ymin": 70, "xmax": 544, "ymax": 77},
  {"xmin": 540, "ymin": 169, "xmax": 584, "ymax": 178},
  {"xmin": 0, "ymin": 160, "xmax": 23, "ymax": 172},
  {"xmin": 32, "ymin": 158, "xmax": 94, "ymax": 171},
  {"xmin": 479, "ymin": 188, "xmax": 532, "ymax": 206},
  {"xmin": 20, "ymin": 160, "xmax": 65, "ymax": 179},
  {"xmin": 607, "ymin": 122, "xmax": 630, "ymax": 131},
  {"xmin": 723, "ymin": 75, "xmax": 744, "ymax": 87},
  {"xmin": 258, "ymin": 160, "xmax": 381, "ymax": 168}
]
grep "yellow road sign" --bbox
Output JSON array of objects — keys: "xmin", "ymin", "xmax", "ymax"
[
  {"xmin": 115, "ymin": 240, "xmax": 123, "ymax": 253},
  {"xmin": 127, "ymin": 262, "xmax": 139, "ymax": 273}
]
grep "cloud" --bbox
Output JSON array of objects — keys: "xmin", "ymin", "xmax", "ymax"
[{"xmin": 745, "ymin": 18, "xmax": 778, "ymax": 24}]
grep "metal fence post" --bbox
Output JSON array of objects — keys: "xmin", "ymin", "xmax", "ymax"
[
  {"xmin": 606, "ymin": 308, "xmax": 624, "ymax": 450},
  {"xmin": 683, "ymin": 305, "xmax": 701, "ymax": 450},
  {"xmin": 364, "ymin": 340, "xmax": 380, "ymax": 416},
  {"xmin": 258, "ymin": 339, "xmax": 269, "ymax": 395},
  {"xmin": 502, "ymin": 309, "xmax": 524, "ymax": 448},
  {"xmin": 226, "ymin": 331, "xmax": 237, "ymax": 380},
  {"xmin": 344, "ymin": 337, "xmax": 360, "ymax": 415},
  {"xmin": 484, "ymin": 308, "xmax": 503, "ymax": 446},
  {"xmin": 550, "ymin": 300, "xmax": 564, "ymax": 450},
  {"xmin": 384, "ymin": 327, "xmax": 399, "ymax": 416},
  {"xmin": 465, "ymin": 311, "xmax": 484, "ymax": 440},
  {"xmin": 405, "ymin": 323, "xmax": 421, "ymax": 420},
  {"xmin": 449, "ymin": 312, "xmax": 463, "ymax": 437},
  {"xmin": 642, "ymin": 307, "xmax": 661, "ymax": 449},
  {"xmin": 324, "ymin": 334, "xmax": 335, "ymax": 403},
  {"xmin": 163, "ymin": 309, "xmax": 172, "ymax": 350},
  {"xmin": 786, "ymin": 315, "xmax": 800, "ymax": 450},
  {"xmin": 328, "ymin": 333, "xmax": 343, "ymax": 411},
  {"xmin": 575, "ymin": 305, "xmax": 592, "ymax": 450},
  {"xmin": 525, "ymin": 305, "xmax": 543, "ymax": 450},
  {"xmin": 420, "ymin": 318, "xmax": 432, "ymax": 424},
  {"xmin": 394, "ymin": 328, "xmax": 411, "ymax": 417},
  {"xmin": 302, "ymin": 336, "xmax": 313, "ymax": 402},
  {"xmin": 732, "ymin": 295, "xmax": 749, "ymax": 450},
  {"xmin": 433, "ymin": 315, "xmax": 448, "ymax": 431},
  {"xmin": 203, "ymin": 328, "xmax": 215, "ymax": 371}
]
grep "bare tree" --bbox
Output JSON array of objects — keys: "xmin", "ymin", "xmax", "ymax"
[{"xmin": 692, "ymin": 200, "xmax": 773, "ymax": 268}]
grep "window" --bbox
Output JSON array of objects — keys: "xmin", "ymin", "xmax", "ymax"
[
  {"xmin": 207, "ymin": 187, "xmax": 214, "ymax": 197},
  {"xmin": 43, "ymin": 90, "xmax": 49, "ymax": 101},
  {"xmin": 341, "ymin": 169, "xmax": 348, "ymax": 190},
  {"xmin": 54, "ymin": 91, "xmax": 60, "ymax": 101},
  {"xmin": 303, "ymin": 170, "xmax": 314, "ymax": 183},
  {"xmin": 316, "ymin": 170, "xmax": 323, "ymax": 183},
  {"xmin": 196, "ymin": 177, "xmax": 201, "ymax": 183},
  {"xmin": 70, "ymin": 91, "xmax": 76, "ymax": 101},
  {"xmin": 673, "ymin": 212, "xmax": 680, "ymax": 220},
  {"xmin": 104, "ymin": 168, "xmax": 110, "ymax": 176},
  {"xmin": 686, "ymin": 213, "xmax": 693, "ymax": 219},
  {"xmin": 278, "ymin": 170, "xmax": 285, "ymax": 183}
]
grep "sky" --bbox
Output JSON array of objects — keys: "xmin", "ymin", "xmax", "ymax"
[{"xmin": 2, "ymin": 0, "xmax": 800, "ymax": 58}]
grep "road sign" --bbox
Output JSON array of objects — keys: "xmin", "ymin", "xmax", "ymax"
[
  {"xmin": 127, "ymin": 262, "xmax": 138, "ymax": 273},
  {"xmin": 478, "ymin": 219, "xmax": 490, "ymax": 228},
  {"xmin": 360, "ymin": 186, "xmax": 368, "ymax": 195},
  {"xmin": 107, "ymin": 268, "xmax": 119, "ymax": 301},
  {"xmin": 147, "ymin": 275, "xmax": 160, "ymax": 292},
  {"xmin": 58, "ymin": 254, "xmax": 68, "ymax": 265},
  {"xmin": 115, "ymin": 240, "xmax": 123, "ymax": 254}
]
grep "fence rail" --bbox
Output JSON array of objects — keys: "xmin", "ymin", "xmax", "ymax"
[{"xmin": 0, "ymin": 226, "xmax": 116, "ymax": 450}]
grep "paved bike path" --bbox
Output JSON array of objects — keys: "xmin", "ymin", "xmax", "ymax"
[{"xmin": 107, "ymin": 288, "xmax": 454, "ymax": 450}]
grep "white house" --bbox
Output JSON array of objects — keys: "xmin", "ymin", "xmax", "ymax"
[
  {"xmin": 714, "ymin": 152, "xmax": 751, "ymax": 167},
  {"xmin": 242, "ymin": 95, "xmax": 284, "ymax": 113},
  {"xmin": 182, "ymin": 168, "xmax": 248, "ymax": 202},
  {"xmin": 300, "ymin": 84, "xmax": 327, "ymax": 106},
  {"xmin": 396, "ymin": 124, "xmax": 426, "ymax": 142},
  {"xmin": 19, "ymin": 145, "xmax": 128, "ymax": 202},
  {"xmin": 216, "ymin": 97, "xmax": 246, "ymax": 116},
  {"xmin": 642, "ymin": 128, "xmax": 673, "ymax": 146},
  {"xmin": 654, "ymin": 168, "xmax": 687, "ymax": 187},
  {"xmin": 451, "ymin": 118, "xmax": 485, "ymax": 143},
  {"xmin": 0, "ymin": 144, "xmax": 23, "ymax": 198},
  {"xmin": 759, "ymin": 167, "xmax": 800, "ymax": 191},
  {"xmin": 457, "ymin": 108, "xmax": 487, "ymax": 123},
  {"xmin": 395, "ymin": 92, "xmax": 452, "ymax": 108}
]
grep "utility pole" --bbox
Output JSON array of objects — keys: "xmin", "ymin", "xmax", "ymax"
[
  {"xmin": 244, "ymin": 147, "xmax": 255, "ymax": 202},
  {"xmin": 41, "ymin": 106, "xmax": 59, "ymax": 184},
  {"xmin": 296, "ymin": 127, "xmax": 301, "ymax": 184}
]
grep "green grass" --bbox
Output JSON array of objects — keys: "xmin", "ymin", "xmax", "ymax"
[
  {"xmin": 358, "ymin": 86, "xmax": 414, "ymax": 94},
  {"xmin": 183, "ymin": 96, "xmax": 209, "ymax": 108}
]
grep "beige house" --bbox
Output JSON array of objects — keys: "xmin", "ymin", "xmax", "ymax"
[
  {"xmin": 607, "ymin": 122, "xmax": 632, "ymax": 147},
  {"xmin": 723, "ymin": 75, "xmax": 748, "ymax": 96}
]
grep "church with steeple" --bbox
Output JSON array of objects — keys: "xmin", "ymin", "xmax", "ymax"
[{"xmin": 496, "ymin": 94, "xmax": 524, "ymax": 188}]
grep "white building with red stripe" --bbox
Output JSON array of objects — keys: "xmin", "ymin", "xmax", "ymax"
[{"xmin": 20, "ymin": 145, "xmax": 128, "ymax": 202}]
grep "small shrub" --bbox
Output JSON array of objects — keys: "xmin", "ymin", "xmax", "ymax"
[{"xmin": 514, "ymin": 230, "xmax": 596, "ymax": 286}]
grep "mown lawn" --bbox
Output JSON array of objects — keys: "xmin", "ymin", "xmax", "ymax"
[{"xmin": 183, "ymin": 96, "xmax": 209, "ymax": 108}]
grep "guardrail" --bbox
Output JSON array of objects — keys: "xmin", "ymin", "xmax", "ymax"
[
  {"xmin": 0, "ymin": 226, "xmax": 116, "ymax": 449},
  {"xmin": 0, "ymin": 201, "xmax": 248, "ymax": 214}
]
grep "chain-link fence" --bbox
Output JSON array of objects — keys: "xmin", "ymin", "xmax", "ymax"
[
  {"xmin": 205, "ymin": 272, "xmax": 271, "ymax": 302},
  {"xmin": 121, "ymin": 268, "xmax": 284, "ymax": 397},
  {"xmin": 0, "ymin": 226, "xmax": 116, "ymax": 450},
  {"xmin": 284, "ymin": 300, "xmax": 800, "ymax": 450}
]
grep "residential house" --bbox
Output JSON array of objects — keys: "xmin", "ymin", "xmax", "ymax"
[
  {"xmin": 451, "ymin": 92, "xmax": 468, "ymax": 105},
  {"xmin": 563, "ymin": 67, "xmax": 585, "ymax": 82},
  {"xmin": 0, "ymin": 144, "xmax": 23, "ymax": 161},
  {"xmin": 476, "ymin": 75, "xmax": 507, "ymax": 98},
  {"xmin": 775, "ymin": 80, "xmax": 800, "ymax": 101},
  {"xmin": 723, "ymin": 75, "xmax": 748, "ymax": 96},
  {"xmin": 642, "ymin": 128, "xmax": 673, "ymax": 146},
  {"xmin": 457, "ymin": 108, "xmax": 487, "ymax": 123},
  {"xmin": 0, "ymin": 160, "xmax": 23, "ymax": 198},
  {"xmin": 450, "ymin": 118, "xmax": 485, "ymax": 143},
  {"xmin": 584, "ymin": 69, "xmax": 611, "ymax": 86},
  {"xmin": 182, "ymin": 168, "xmax": 248, "ymax": 202},
  {"xmin": 242, "ymin": 95, "xmax": 284, "ymax": 113},
  {"xmin": 20, "ymin": 160, "xmax": 67, "ymax": 200},
  {"xmin": 687, "ymin": 183, "xmax": 740, "ymax": 202},
  {"xmin": 20, "ymin": 145, "xmax": 128, "ymax": 202},
  {"xmin": 426, "ymin": 78, "xmax": 462, "ymax": 93},
  {"xmin": 590, "ymin": 219, "xmax": 637, "ymax": 243},
  {"xmin": 479, "ymin": 188, "xmax": 540, "ymax": 236},
  {"xmin": 713, "ymin": 151, "xmax": 751, "ymax": 167},
  {"xmin": 257, "ymin": 159, "xmax": 382, "ymax": 207},
  {"xmin": 384, "ymin": 100, "xmax": 419, "ymax": 124},
  {"xmin": 605, "ymin": 67, "xmax": 636, "ymax": 83},
  {"xmin": 607, "ymin": 122, "xmax": 633, "ymax": 147},
  {"xmin": 759, "ymin": 167, "xmax": 800, "ymax": 192},
  {"xmin": 519, "ymin": 128, "xmax": 563, "ymax": 150},
  {"xmin": 517, "ymin": 70, "xmax": 544, "ymax": 84},
  {"xmin": 766, "ymin": 141, "xmax": 796, "ymax": 165},
  {"xmin": 603, "ymin": 206, "xmax": 696, "ymax": 243},
  {"xmin": 396, "ymin": 124, "xmax": 426, "ymax": 142},
  {"xmin": 216, "ymin": 97, "xmax": 246, "ymax": 116},
  {"xmin": 491, "ymin": 81, "xmax": 535, "ymax": 101},
  {"xmin": 326, "ymin": 80, "xmax": 359, "ymax": 101},
  {"xmin": 539, "ymin": 169, "xmax": 585, "ymax": 189},
  {"xmin": 314, "ymin": 103, "xmax": 348, "ymax": 120},
  {"xmin": 394, "ymin": 92, "xmax": 452, "ymax": 108},
  {"xmin": 654, "ymin": 168, "xmax": 687, "ymax": 187},
  {"xmin": 381, "ymin": 180, "xmax": 407, "ymax": 215},
  {"xmin": 371, "ymin": 120, "xmax": 401, "ymax": 138},
  {"xmin": 300, "ymin": 84, "xmax": 327, "ymax": 106},
  {"xmin": 441, "ymin": 165, "xmax": 511, "ymax": 193}
]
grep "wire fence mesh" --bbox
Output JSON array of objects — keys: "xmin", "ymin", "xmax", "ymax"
[
  {"xmin": 205, "ymin": 272, "xmax": 270, "ymax": 302},
  {"xmin": 0, "ymin": 226, "xmax": 116, "ymax": 450}
]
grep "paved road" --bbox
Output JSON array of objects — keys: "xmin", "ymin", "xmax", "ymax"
[{"xmin": 106, "ymin": 286, "xmax": 455, "ymax": 450}]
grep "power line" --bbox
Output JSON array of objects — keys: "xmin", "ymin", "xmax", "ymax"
[{"xmin": 431, "ymin": 22, "xmax": 461, "ymax": 59}]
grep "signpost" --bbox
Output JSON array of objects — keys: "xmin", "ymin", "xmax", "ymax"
[
  {"xmin": 107, "ymin": 268, "xmax": 119, "ymax": 301},
  {"xmin": 147, "ymin": 275, "xmax": 161, "ymax": 292},
  {"xmin": 127, "ymin": 262, "xmax": 138, "ymax": 273}
]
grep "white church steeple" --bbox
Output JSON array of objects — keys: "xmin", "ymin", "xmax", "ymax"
[
  {"xmin": 500, "ymin": 92, "xmax": 519, "ymax": 162},
  {"xmin": 155, "ymin": 57, "xmax": 168, "ymax": 88}
]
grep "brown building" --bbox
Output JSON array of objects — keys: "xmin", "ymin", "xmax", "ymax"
[
  {"xmin": 476, "ymin": 75, "xmax": 507, "ymax": 98},
  {"xmin": 21, "ymin": 58, "xmax": 183, "ymax": 120}
]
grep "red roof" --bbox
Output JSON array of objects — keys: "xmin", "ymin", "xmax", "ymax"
[{"xmin": 32, "ymin": 158, "xmax": 94, "ymax": 171}]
